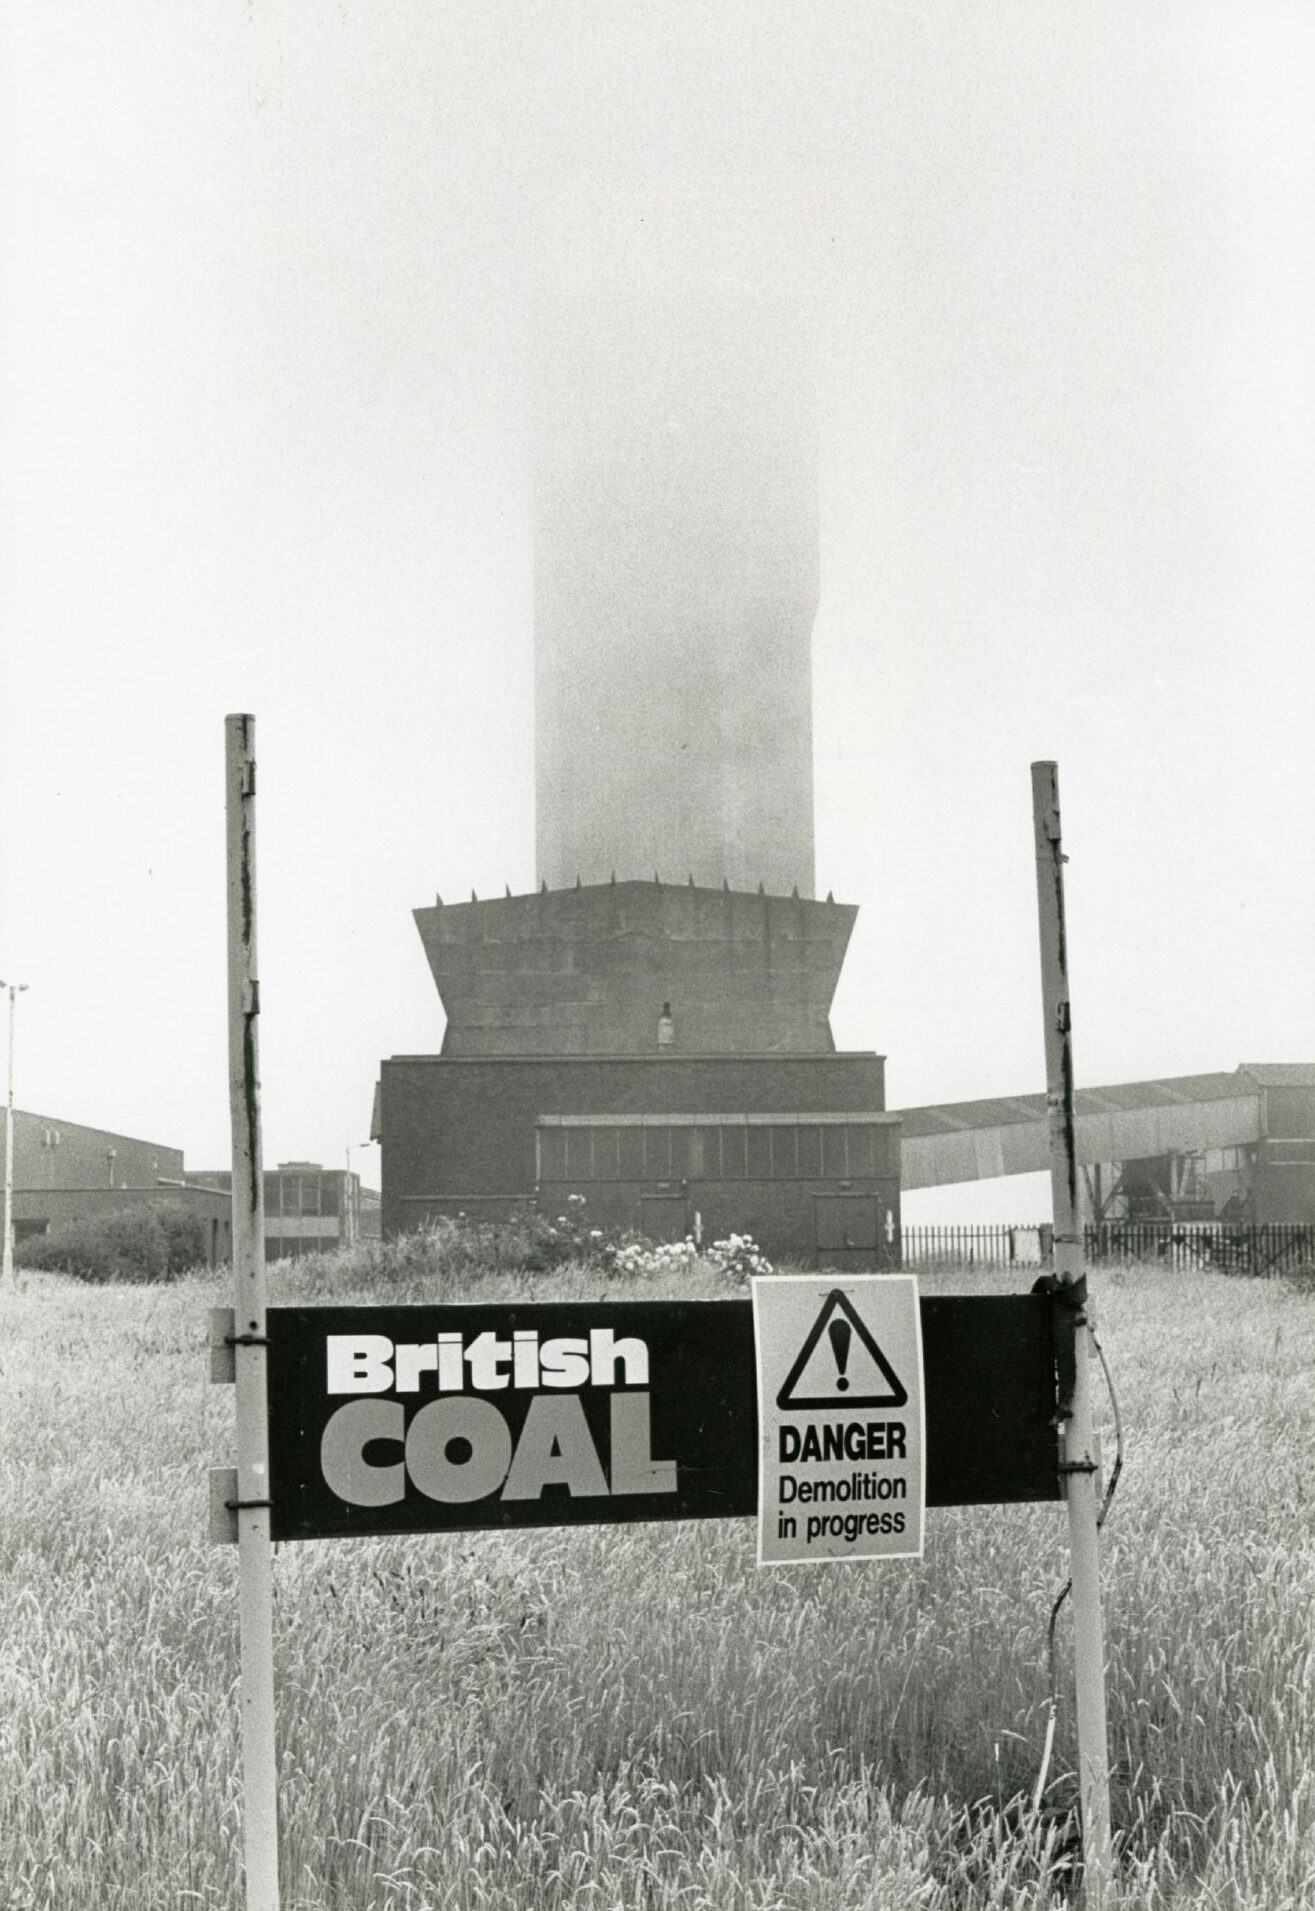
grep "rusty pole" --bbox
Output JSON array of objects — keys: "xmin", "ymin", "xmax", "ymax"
[
  {"xmin": 225, "ymin": 716, "xmax": 280, "ymax": 1911},
  {"xmin": 1030, "ymin": 761, "xmax": 1114, "ymax": 1908}
]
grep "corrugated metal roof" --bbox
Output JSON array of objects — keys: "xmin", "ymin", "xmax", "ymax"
[{"xmin": 896, "ymin": 1069, "xmax": 1258, "ymax": 1140}]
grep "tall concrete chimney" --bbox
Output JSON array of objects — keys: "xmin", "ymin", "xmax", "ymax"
[{"xmin": 534, "ymin": 283, "xmax": 818, "ymax": 897}]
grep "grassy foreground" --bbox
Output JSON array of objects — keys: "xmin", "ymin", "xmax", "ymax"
[{"xmin": 0, "ymin": 1251, "xmax": 1312, "ymax": 1910}]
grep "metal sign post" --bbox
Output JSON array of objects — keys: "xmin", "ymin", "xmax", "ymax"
[
  {"xmin": 1031, "ymin": 761, "xmax": 1114, "ymax": 1908},
  {"xmin": 225, "ymin": 716, "xmax": 280, "ymax": 1911}
]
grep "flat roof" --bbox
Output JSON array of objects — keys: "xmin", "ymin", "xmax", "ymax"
[{"xmin": 386, "ymin": 1051, "xmax": 884, "ymax": 1065}]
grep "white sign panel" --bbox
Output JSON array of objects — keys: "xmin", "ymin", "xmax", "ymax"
[{"xmin": 751, "ymin": 1275, "xmax": 925, "ymax": 1566}]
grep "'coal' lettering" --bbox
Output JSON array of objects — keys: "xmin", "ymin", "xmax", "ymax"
[{"xmin": 319, "ymin": 1391, "xmax": 676, "ymax": 1507}]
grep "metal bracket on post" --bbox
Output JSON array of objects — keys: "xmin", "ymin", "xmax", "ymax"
[
  {"xmin": 211, "ymin": 1306, "xmax": 237, "ymax": 1384},
  {"xmin": 210, "ymin": 1467, "xmax": 240, "ymax": 1545}
]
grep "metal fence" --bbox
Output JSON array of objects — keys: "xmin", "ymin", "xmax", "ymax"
[
  {"xmin": 899, "ymin": 1221, "xmax": 1315, "ymax": 1275},
  {"xmin": 1083, "ymin": 1221, "xmax": 1314, "ymax": 1275},
  {"xmin": 900, "ymin": 1224, "xmax": 1049, "ymax": 1270}
]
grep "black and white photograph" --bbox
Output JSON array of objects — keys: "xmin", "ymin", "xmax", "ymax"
[{"xmin": 1, "ymin": 6, "xmax": 1312, "ymax": 1907}]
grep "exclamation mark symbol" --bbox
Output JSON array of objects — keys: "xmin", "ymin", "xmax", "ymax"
[{"xmin": 828, "ymin": 1317, "xmax": 852, "ymax": 1392}]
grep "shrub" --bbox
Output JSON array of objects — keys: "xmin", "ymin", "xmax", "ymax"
[
  {"xmin": 412, "ymin": 1197, "xmax": 620, "ymax": 1276},
  {"xmin": 705, "ymin": 1231, "xmax": 774, "ymax": 1286},
  {"xmin": 602, "ymin": 1230, "xmax": 773, "ymax": 1287},
  {"xmin": 288, "ymin": 1203, "xmax": 772, "ymax": 1300},
  {"xmin": 20, "ymin": 1202, "xmax": 210, "ymax": 1284}
]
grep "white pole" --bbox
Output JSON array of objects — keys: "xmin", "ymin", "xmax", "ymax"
[
  {"xmin": 1, "ymin": 981, "xmax": 28, "ymax": 1289},
  {"xmin": 226, "ymin": 715, "xmax": 280, "ymax": 1911},
  {"xmin": 1030, "ymin": 761, "xmax": 1114, "ymax": 1909}
]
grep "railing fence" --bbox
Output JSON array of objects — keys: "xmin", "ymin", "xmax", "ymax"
[
  {"xmin": 899, "ymin": 1223, "xmax": 1049, "ymax": 1269},
  {"xmin": 899, "ymin": 1221, "xmax": 1314, "ymax": 1275}
]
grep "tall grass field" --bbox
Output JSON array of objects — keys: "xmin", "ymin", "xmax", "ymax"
[{"xmin": 0, "ymin": 1248, "xmax": 1312, "ymax": 1909}]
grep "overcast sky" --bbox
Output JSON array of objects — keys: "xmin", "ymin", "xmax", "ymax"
[{"xmin": 2, "ymin": 3, "xmax": 1312, "ymax": 1218}]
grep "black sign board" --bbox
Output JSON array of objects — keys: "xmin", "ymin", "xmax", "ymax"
[{"xmin": 265, "ymin": 1294, "xmax": 1061, "ymax": 1543}]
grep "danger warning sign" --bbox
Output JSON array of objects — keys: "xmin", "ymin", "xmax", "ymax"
[{"xmin": 751, "ymin": 1276, "xmax": 925, "ymax": 1565}]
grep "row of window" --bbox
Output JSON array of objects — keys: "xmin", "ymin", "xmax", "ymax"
[
  {"xmin": 536, "ymin": 1122, "xmax": 888, "ymax": 1184},
  {"xmin": 266, "ymin": 1175, "xmax": 348, "ymax": 1218},
  {"xmin": 202, "ymin": 1174, "xmax": 347, "ymax": 1217}
]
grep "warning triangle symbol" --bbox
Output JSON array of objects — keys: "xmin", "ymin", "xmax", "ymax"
[{"xmin": 776, "ymin": 1289, "xmax": 908, "ymax": 1411}]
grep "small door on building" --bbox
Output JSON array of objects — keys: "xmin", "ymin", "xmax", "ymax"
[
  {"xmin": 814, "ymin": 1195, "xmax": 881, "ymax": 1269},
  {"xmin": 640, "ymin": 1195, "xmax": 688, "ymax": 1243}
]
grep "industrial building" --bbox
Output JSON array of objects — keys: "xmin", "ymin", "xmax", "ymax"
[
  {"xmin": 9, "ymin": 1118, "xmax": 383, "ymax": 1269},
  {"xmin": 896, "ymin": 1063, "xmax": 1315, "ymax": 1225},
  {"xmin": 377, "ymin": 287, "xmax": 901, "ymax": 1266},
  {"xmin": 8, "ymin": 1110, "xmax": 231, "ymax": 1263},
  {"xmin": 378, "ymin": 879, "xmax": 900, "ymax": 1263},
  {"xmin": 185, "ymin": 1163, "xmax": 377, "ymax": 1259}
]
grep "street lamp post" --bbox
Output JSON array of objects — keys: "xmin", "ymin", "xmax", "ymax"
[
  {"xmin": 345, "ymin": 1140, "xmax": 377, "ymax": 1248},
  {"xmin": 2, "ymin": 981, "xmax": 29, "ymax": 1288}
]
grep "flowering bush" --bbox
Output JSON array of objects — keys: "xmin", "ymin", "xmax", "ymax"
[
  {"xmin": 600, "ymin": 1229, "xmax": 773, "ymax": 1287},
  {"xmin": 337, "ymin": 1199, "xmax": 775, "ymax": 1291},
  {"xmin": 704, "ymin": 1232, "xmax": 774, "ymax": 1287},
  {"xmin": 381, "ymin": 1197, "xmax": 617, "ymax": 1278},
  {"xmin": 603, "ymin": 1237, "xmax": 699, "ymax": 1282}
]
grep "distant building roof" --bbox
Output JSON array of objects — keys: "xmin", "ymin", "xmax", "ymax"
[{"xmin": 896, "ymin": 1070, "xmax": 1254, "ymax": 1141}]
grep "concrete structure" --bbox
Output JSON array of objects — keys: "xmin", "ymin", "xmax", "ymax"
[
  {"xmin": 382, "ymin": 878, "xmax": 900, "ymax": 1265},
  {"xmin": 379, "ymin": 285, "xmax": 898, "ymax": 1264},
  {"xmin": 378, "ymin": 1052, "xmax": 899, "ymax": 1267},
  {"xmin": 535, "ymin": 288, "xmax": 817, "ymax": 897},
  {"xmin": 895, "ymin": 1064, "xmax": 1315, "ymax": 1224},
  {"xmin": 187, "ymin": 1162, "xmax": 374, "ymax": 1260},
  {"xmin": 416, "ymin": 881, "xmax": 855, "ymax": 1058},
  {"xmin": 8, "ymin": 1109, "xmax": 231, "ymax": 1263}
]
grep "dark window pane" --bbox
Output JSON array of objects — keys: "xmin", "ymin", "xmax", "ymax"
[
  {"xmin": 321, "ymin": 1180, "xmax": 340, "ymax": 1216},
  {"xmin": 746, "ymin": 1126, "xmax": 772, "ymax": 1179},
  {"xmin": 822, "ymin": 1126, "xmax": 847, "ymax": 1177},
  {"xmin": 721, "ymin": 1126, "xmax": 747, "ymax": 1179},
  {"xmin": 797, "ymin": 1126, "xmax": 822, "ymax": 1177},
  {"xmin": 265, "ymin": 1177, "xmax": 282, "ymax": 1217},
  {"xmin": 644, "ymin": 1127, "xmax": 671, "ymax": 1178},
  {"xmin": 696, "ymin": 1127, "xmax": 721, "ymax": 1178},
  {"xmin": 669, "ymin": 1126, "xmax": 691, "ymax": 1177},
  {"xmin": 594, "ymin": 1128, "xmax": 620, "ymax": 1180},
  {"xmin": 618, "ymin": 1126, "xmax": 644, "ymax": 1180},
  {"xmin": 847, "ymin": 1125, "xmax": 875, "ymax": 1176},
  {"xmin": 565, "ymin": 1129, "xmax": 594, "ymax": 1179},
  {"xmin": 771, "ymin": 1126, "xmax": 798, "ymax": 1178},
  {"xmin": 539, "ymin": 1128, "xmax": 567, "ymax": 1181}
]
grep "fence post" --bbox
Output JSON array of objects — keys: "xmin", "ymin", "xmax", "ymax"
[
  {"xmin": 1031, "ymin": 761, "xmax": 1115, "ymax": 1908},
  {"xmin": 226, "ymin": 716, "xmax": 280, "ymax": 1911}
]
